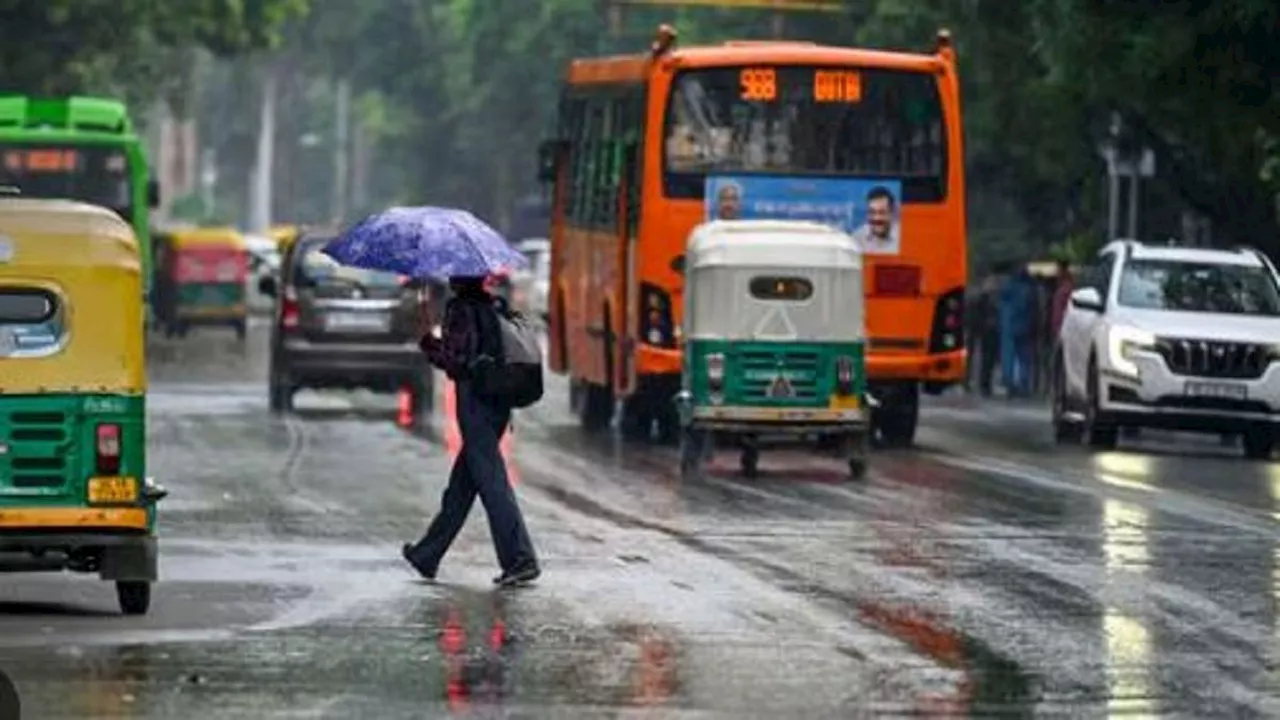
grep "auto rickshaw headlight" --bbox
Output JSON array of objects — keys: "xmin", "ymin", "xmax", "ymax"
[{"xmin": 706, "ymin": 352, "xmax": 725, "ymax": 391}]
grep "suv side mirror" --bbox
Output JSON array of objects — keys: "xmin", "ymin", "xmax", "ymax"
[
  {"xmin": 1069, "ymin": 286, "xmax": 1103, "ymax": 312},
  {"xmin": 147, "ymin": 180, "xmax": 161, "ymax": 208},
  {"xmin": 258, "ymin": 275, "xmax": 277, "ymax": 297}
]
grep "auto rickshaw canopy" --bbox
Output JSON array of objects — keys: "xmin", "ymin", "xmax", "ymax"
[
  {"xmin": 0, "ymin": 198, "xmax": 145, "ymax": 394},
  {"xmin": 683, "ymin": 219, "xmax": 865, "ymax": 342},
  {"xmin": 160, "ymin": 226, "xmax": 247, "ymax": 251}
]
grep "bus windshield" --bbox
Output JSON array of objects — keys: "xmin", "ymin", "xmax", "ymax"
[
  {"xmin": 0, "ymin": 144, "xmax": 134, "ymax": 221},
  {"xmin": 663, "ymin": 66, "xmax": 947, "ymax": 201}
]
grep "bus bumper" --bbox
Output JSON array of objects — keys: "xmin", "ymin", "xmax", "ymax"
[{"xmin": 867, "ymin": 349, "xmax": 967, "ymax": 384}]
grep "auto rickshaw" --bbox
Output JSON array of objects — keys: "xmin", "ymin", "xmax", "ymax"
[
  {"xmin": 675, "ymin": 220, "xmax": 870, "ymax": 480},
  {"xmin": 153, "ymin": 227, "xmax": 249, "ymax": 339},
  {"xmin": 0, "ymin": 197, "xmax": 166, "ymax": 615}
]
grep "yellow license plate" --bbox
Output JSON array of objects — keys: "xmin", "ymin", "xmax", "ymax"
[
  {"xmin": 88, "ymin": 476, "xmax": 138, "ymax": 504},
  {"xmin": 829, "ymin": 394, "xmax": 860, "ymax": 410}
]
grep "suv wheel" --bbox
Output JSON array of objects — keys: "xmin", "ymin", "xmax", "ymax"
[
  {"xmin": 1242, "ymin": 426, "xmax": 1274, "ymax": 460},
  {"xmin": 1051, "ymin": 358, "xmax": 1082, "ymax": 443},
  {"xmin": 1084, "ymin": 358, "xmax": 1118, "ymax": 449}
]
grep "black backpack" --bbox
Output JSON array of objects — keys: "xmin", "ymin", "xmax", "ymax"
[{"xmin": 464, "ymin": 297, "xmax": 544, "ymax": 409}]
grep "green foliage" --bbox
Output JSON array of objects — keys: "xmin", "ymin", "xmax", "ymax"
[{"xmin": 0, "ymin": 0, "xmax": 308, "ymax": 98}]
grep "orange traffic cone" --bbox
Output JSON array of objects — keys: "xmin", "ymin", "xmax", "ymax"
[{"xmin": 396, "ymin": 385, "xmax": 413, "ymax": 427}]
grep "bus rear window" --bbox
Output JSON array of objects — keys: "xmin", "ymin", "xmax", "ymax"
[
  {"xmin": 749, "ymin": 276, "xmax": 814, "ymax": 301},
  {"xmin": 664, "ymin": 66, "xmax": 947, "ymax": 202},
  {"xmin": 0, "ymin": 290, "xmax": 55, "ymax": 323}
]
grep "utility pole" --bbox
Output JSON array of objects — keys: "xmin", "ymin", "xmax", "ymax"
[
  {"xmin": 332, "ymin": 77, "xmax": 351, "ymax": 226},
  {"xmin": 249, "ymin": 62, "xmax": 277, "ymax": 233}
]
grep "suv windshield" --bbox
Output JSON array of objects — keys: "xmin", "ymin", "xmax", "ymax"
[
  {"xmin": 1117, "ymin": 258, "xmax": 1280, "ymax": 316},
  {"xmin": 296, "ymin": 241, "xmax": 405, "ymax": 288}
]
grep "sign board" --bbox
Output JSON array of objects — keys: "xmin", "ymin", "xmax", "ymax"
[{"xmin": 705, "ymin": 174, "xmax": 904, "ymax": 255}]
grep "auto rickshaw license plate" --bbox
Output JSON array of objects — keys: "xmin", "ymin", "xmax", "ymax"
[
  {"xmin": 88, "ymin": 477, "xmax": 138, "ymax": 504},
  {"xmin": 828, "ymin": 394, "xmax": 860, "ymax": 410}
]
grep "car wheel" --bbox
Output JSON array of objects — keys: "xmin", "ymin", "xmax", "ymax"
[
  {"xmin": 1242, "ymin": 426, "xmax": 1273, "ymax": 460},
  {"xmin": 1052, "ymin": 357, "xmax": 1082, "ymax": 443},
  {"xmin": 1084, "ymin": 358, "xmax": 1118, "ymax": 449}
]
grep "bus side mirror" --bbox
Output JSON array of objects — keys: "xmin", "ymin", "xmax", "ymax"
[
  {"xmin": 147, "ymin": 180, "xmax": 161, "ymax": 208},
  {"xmin": 537, "ymin": 140, "xmax": 560, "ymax": 183}
]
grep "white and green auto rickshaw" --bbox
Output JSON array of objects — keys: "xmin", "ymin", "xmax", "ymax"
[{"xmin": 676, "ymin": 220, "xmax": 871, "ymax": 480}]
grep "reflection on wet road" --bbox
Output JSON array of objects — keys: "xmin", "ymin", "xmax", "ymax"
[{"xmin": 1, "ymin": 324, "xmax": 1278, "ymax": 717}]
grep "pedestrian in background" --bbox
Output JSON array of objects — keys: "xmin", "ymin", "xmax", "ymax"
[
  {"xmin": 998, "ymin": 264, "xmax": 1035, "ymax": 397},
  {"xmin": 976, "ymin": 273, "xmax": 1002, "ymax": 396},
  {"xmin": 403, "ymin": 276, "xmax": 540, "ymax": 587}
]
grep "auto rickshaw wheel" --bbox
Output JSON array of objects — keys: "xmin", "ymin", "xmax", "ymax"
[
  {"xmin": 234, "ymin": 319, "xmax": 247, "ymax": 340},
  {"xmin": 679, "ymin": 428, "xmax": 708, "ymax": 480},
  {"xmin": 848, "ymin": 457, "xmax": 868, "ymax": 479},
  {"xmin": 116, "ymin": 581, "xmax": 151, "ymax": 616}
]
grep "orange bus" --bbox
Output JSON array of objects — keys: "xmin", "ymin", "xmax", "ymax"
[{"xmin": 540, "ymin": 26, "xmax": 966, "ymax": 446}]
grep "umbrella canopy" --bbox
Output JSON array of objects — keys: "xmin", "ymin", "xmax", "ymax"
[{"xmin": 322, "ymin": 206, "xmax": 528, "ymax": 279}]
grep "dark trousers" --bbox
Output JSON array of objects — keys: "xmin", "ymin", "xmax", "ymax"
[
  {"xmin": 978, "ymin": 330, "xmax": 999, "ymax": 396},
  {"xmin": 406, "ymin": 383, "xmax": 536, "ymax": 573}
]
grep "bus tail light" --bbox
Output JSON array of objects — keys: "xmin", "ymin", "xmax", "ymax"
[
  {"xmin": 706, "ymin": 352, "xmax": 725, "ymax": 391},
  {"xmin": 281, "ymin": 288, "xmax": 300, "ymax": 329},
  {"xmin": 873, "ymin": 265, "xmax": 922, "ymax": 296},
  {"xmin": 639, "ymin": 282, "xmax": 676, "ymax": 348},
  {"xmin": 929, "ymin": 289, "xmax": 966, "ymax": 353},
  {"xmin": 95, "ymin": 423, "xmax": 121, "ymax": 475},
  {"xmin": 836, "ymin": 355, "xmax": 854, "ymax": 395}
]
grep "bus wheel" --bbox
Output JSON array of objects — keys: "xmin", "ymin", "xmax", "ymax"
[
  {"xmin": 620, "ymin": 398, "xmax": 652, "ymax": 441},
  {"xmin": 875, "ymin": 383, "xmax": 919, "ymax": 448},
  {"xmin": 579, "ymin": 384, "xmax": 613, "ymax": 432}
]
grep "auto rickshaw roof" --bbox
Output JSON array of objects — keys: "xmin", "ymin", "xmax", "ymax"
[
  {"xmin": 0, "ymin": 197, "xmax": 135, "ymax": 248},
  {"xmin": 686, "ymin": 220, "xmax": 861, "ymax": 271},
  {"xmin": 165, "ymin": 227, "xmax": 248, "ymax": 249}
]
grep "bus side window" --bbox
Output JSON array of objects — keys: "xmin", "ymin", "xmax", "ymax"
[
  {"xmin": 623, "ymin": 86, "xmax": 645, "ymax": 239},
  {"xmin": 557, "ymin": 95, "xmax": 585, "ymax": 217},
  {"xmin": 572, "ymin": 96, "xmax": 602, "ymax": 227}
]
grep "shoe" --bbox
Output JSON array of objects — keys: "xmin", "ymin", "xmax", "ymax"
[
  {"xmin": 493, "ymin": 562, "xmax": 540, "ymax": 587},
  {"xmin": 402, "ymin": 543, "xmax": 436, "ymax": 581}
]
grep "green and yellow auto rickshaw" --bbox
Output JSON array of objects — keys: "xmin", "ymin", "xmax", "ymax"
[
  {"xmin": 0, "ymin": 197, "xmax": 165, "ymax": 615},
  {"xmin": 676, "ymin": 220, "xmax": 871, "ymax": 480},
  {"xmin": 153, "ymin": 226, "xmax": 249, "ymax": 339}
]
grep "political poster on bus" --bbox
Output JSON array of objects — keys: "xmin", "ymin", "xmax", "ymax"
[{"xmin": 705, "ymin": 174, "xmax": 903, "ymax": 255}]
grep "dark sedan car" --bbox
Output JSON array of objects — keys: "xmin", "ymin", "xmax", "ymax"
[{"xmin": 259, "ymin": 233, "xmax": 439, "ymax": 424}]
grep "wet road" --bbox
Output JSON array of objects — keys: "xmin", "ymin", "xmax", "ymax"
[{"xmin": 1, "ymin": 323, "xmax": 1279, "ymax": 717}]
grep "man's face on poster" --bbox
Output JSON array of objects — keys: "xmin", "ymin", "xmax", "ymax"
[
  {"xmin": 866, "ymin": 195, "xmax": 894, "ymax": 240},
  {"xmin": 716, "ymin": 185, "xmax": 741, "ymax": 219}
]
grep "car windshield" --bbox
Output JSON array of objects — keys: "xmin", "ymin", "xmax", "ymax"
[
  {"xmin": 1116, "ymin": 259, "xmax": 1280, "ymax": 315},
  {"xmin": 297, "ymin": 243, "xmax": 405, "ymax": 288}
]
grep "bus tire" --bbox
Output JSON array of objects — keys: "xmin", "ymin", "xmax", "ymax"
[
  {"xmin": 876, "ymin": 383, "xmax": 919, "ymax": 448},
  {"xmin": 580, "ymin": 308, "xmax": 615, "ymax": 432}
]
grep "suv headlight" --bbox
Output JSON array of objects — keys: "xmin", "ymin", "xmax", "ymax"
[{"xmin": 1107, "ymin": 325, "xmax": 1156, "ymax": 377}]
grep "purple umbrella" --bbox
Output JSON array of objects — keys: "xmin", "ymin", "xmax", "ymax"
[{"xmin": 322, "ymin": 206, "xmax": 528, "ymax": 279}]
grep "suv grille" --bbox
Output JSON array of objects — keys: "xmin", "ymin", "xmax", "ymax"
[{"xmin": 1154, "ymin": 337, "xmax": 1269, "ymax": 379}]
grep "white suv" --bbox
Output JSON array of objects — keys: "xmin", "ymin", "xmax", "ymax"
[{"xmin": 1052, "ymin": 240, "xmax": 1280, "ymax": 458}]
